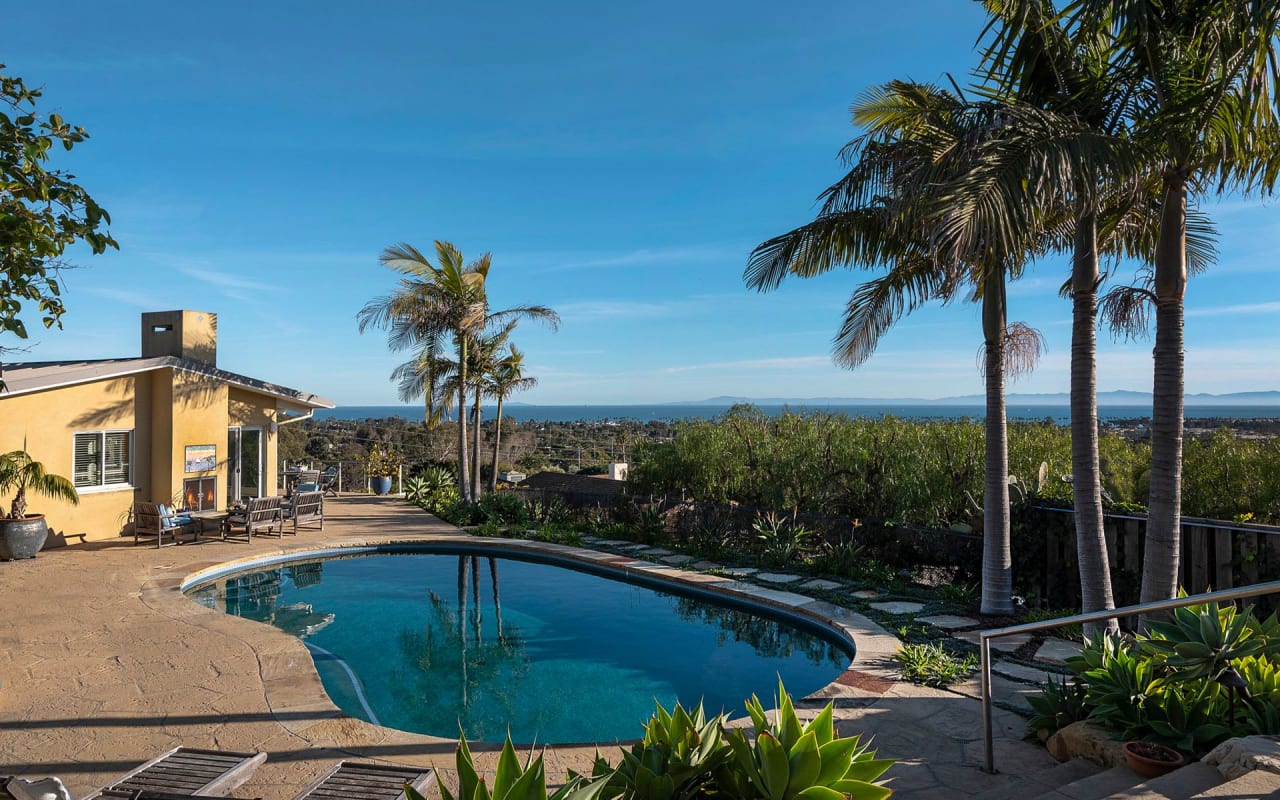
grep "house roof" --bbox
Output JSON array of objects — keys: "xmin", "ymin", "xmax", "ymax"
[
  {"xmin": 520, "ymin": 471, "xmax": 625, "ymax": 496},
  {"xmin": 0, "ymin": 356, "xmax": 335, "ymax": 412}
]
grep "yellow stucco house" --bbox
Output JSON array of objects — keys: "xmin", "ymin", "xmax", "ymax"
[{"xmin": 0, "ymin": 310, "xmax": 333, "ymax": 543}]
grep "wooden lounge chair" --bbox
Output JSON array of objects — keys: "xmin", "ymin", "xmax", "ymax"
[
  {"xmin": 133, "ymin": 502, "xmax": 195, "ymax": 548},
  {"xmin": 321, "ymin": 466, "xmax": 339, "ymax": 497},
  {"xmin": 81, "ymin": 746, "xmax": 267, "ymax": 799},
  {"xmin": 291, "ymin": 761, "xmax": 436, "ymax": 800},
  {"xmin": 284, "ymin": 491, "xmax": 324, "ymax": 534},
  {"xmin": 221, "ymin": 496, "xmax": 285, "ymax": 541}
]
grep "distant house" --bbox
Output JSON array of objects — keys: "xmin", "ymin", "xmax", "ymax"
[{"xmin": 0, "ymin": 310, "xmax": 333, "ymax": 542}]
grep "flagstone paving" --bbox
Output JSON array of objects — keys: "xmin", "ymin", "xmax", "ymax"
[
  {"xmin": 869, "ymin": 601, "xmax": 927, "ymax": 614},
  {"xmin": 0, "ymin": 495, "xmax": 1055, "ymax": 799},
  {"xmin": 754, "ymin": 572, "xmax": 804, "ymax": 584},
  {"xmin": 661, "ymin": 554, "xmax": 696, "ymax": 565},
  {"xmin": 955, "ymin": 630, "xmax": 1033, "ymax": 653},
  {"xmin": 1034, "ymin": 637, "xmax": 1084, "ymax": 665},
  {"xmin": 917, "ymin": 614, "xmax": 979, "ymax": 631},
  {"xmin": 800, "ymin": 578, "xmax": 844, "ymax": 591}
]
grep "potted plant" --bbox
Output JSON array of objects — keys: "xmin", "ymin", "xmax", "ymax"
[
  {"xmin": 360, "ymin": 445, "xmax": 403, "ymax": 496},
  {"xmin": 1122, "ymin": 741, "xmax": 1184, "ymax": 778},
  {"xmin": 0, "ymin": 446, "xmax": 80, "ymax": 559}
]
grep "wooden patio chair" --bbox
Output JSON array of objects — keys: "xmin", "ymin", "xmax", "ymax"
[
  {"xmin": 81, "ymin": 746, "xmax": 267, "ymax": 799},
  {"xmin": 291, "ymin": 761, "xmax": 436, "ymax": 800},
  {"xmin": 283, "ymin": 491, "xmax": 324, "ymax": 534},
  {"xmin": 220, "ymin": 496, "xmax": 285, "ymax": 541},
  {"xmin": 133, "ymin": 502, "xmax": 195, "ymax": 548}
]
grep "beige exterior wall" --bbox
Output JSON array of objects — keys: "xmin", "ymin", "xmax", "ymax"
[
  {"xmin": 1, "ymin": 368, "xmax": 285, "ymax": 542},
  {"xmin": 0, "ymin": 374, "xmax": 151, "ymax": 540}
]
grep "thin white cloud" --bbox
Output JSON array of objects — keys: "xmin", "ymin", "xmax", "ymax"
[
  {"xmin": 558, "ymin": 301, "xmax": 672, "ymax": 319},
  {"xmin": 661, "ymin": 355, "xmax": 832, "ymax": 374},
  {"xmin": 82, "ymin": 286, "xmax": 156, "ymax": 309},
  {"xmin": 177, "ymin": 267, "xmax": 275, "ymax": 293},
  {"xmin": 1186, "ymin": 301, "xmax": 1280, "ymax": 318}
]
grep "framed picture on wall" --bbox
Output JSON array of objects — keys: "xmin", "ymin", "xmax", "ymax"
[{"xmin": 184, "ymin": 444, "xmax": 216, "ymax": 473}]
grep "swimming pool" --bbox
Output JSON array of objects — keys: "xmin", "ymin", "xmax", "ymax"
[{"xmin": 186, "ymin": 549, "xmax": 853, "ymax": 743}]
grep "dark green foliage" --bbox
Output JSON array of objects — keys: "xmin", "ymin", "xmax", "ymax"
[
  {"xmin": 1, "ymin": 66, "xmax": 117, "ymax": 356},
  {"xmin": 478, "ymin": 491, "xmax": 528, "ymax": 525},
  {"xmin": 1028, "ymin": 676, "xmax": 1090, "ymax": 736},
  {"xmin": 629, "ymin": 407, "xmax": 1277, "ymax": 526},
  {"xmin": 1052, "ymin": 602, "xmax": 1280, "ymax": 753},
  {"xmin": 893, "ymin": 642, "xmax": 979, "ymax": 687}
]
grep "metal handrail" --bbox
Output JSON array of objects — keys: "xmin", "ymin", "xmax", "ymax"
[{"xmin": 980, "ymin": 578, "xmax": 1280, "ymax": 774}]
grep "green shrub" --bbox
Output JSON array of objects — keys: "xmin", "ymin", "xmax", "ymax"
[
  {"xmin": 893, "ymin": 642, "xmax": 978, "ymax": 687},
  {"xmin": 479, "ymin": 491, "xmax": 529, "ymax": 525},
  {"xmin": 752, "ymin": 510, "xmax": 815, "ymax": 568},
  {"xmin": 1052, "ymin": 601, "xmax": 1280, "ymax": 753},
  {"xmin": 1027, "ymin": 676, "xmax": 1089, "ymax": 736},
  {"xmin": 416, "ymin": 684, "xmax": 894, "ymax": 800}
]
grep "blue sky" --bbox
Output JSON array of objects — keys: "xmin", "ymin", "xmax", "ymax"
[{"xmin": 6, "ymin": 1, "xmax": 1278, "ymax": 405}]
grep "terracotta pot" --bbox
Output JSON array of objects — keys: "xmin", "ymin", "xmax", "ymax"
[
  {"xmin": 1123, "ymin": 741, "xmax": 1184, "ymax": 779},
  {"xmin": 0, "ymin": 515, "xmax": 49, "ymax": 560}
]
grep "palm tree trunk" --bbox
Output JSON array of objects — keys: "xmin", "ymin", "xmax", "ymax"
[
  {"xmin": 1072, "ymin": 211, "xmax": 1116, "ymax": 637},
  {"xmin": 457, "ymin": 337, "xmax": 471, "ymax": 501},
  {"xmin": 1141, "ymin": 170, "xmax": 1189, "ymax": 605},
  {"xmin": 981, "ymin": 271, "xmax": 1014, "ymax": 616},
  {"xmin": 491, "ymin": 396, "xmax": 505, "ymax": 492},
  {"xmin": 471, "ymin": 391, "xmax": 483, "ymax": 499}
]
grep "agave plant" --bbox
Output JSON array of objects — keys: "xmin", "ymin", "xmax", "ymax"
[
  {"xmin": 587, "ymin": 700, "xmax": 732, "ymax": 800},
  {"xmin": 722, "ymin": 680, "xmax": 893, "ymax": 800},
  {"xmin": 407, "ymin": 734, "xmax": 609, "ymax": 800}
]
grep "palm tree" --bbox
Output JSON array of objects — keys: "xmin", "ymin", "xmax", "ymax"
[
  {"xmin": 358, "ymin": 241, "xmax": 559, "ymax": 501},
  {"xmin": 0, "ymin": 446, "xmax": 79, "ymax": 519},
  {"xmin": 975, "ymin": 0, "xmax": 1138, "ymax": 632},
  {"xmin": 747, "ymin": 82, "xmax": 1048, "ymax": 615},
  {"xmin": 1077, "ymin": 0, "xmax": 1280, "ymax": 604},
  {"xmin": 487, "ymin": 345, "xmax": 537, "ymax": 492}
]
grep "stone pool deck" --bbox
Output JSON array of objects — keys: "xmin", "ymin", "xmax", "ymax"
[{"xmin": 0, "ymin": 495, "xmax": 1055, "ymax": 799}]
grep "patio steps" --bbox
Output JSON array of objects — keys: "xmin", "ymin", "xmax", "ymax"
[{"xmin": 974, "ymin": 758, "xmax": 1280, "ymax": 800}]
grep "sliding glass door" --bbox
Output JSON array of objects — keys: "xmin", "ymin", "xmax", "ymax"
[{"xmin": 227, "ymin": 426, "xmax": 263, "ymax": 503}]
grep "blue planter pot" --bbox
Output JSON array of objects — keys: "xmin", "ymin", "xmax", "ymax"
[
  {"xmin": 371, "ymin": 476, "xmax": 394, "ymax": 496},
  {"xmin": 0, "ymin": 515, "xmax": 49, "ymax": 559}
]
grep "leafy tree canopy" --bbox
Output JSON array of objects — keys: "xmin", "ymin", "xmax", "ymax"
[{"xmin": 1, "ymin": 65, "xmax": 116, "ymax": 351}]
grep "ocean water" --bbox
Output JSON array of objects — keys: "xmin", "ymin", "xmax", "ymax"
[
  {"xmin": 314, "ymin": 403, "xmax": 1280, "ymax": 425},
  {"xmin": 190, "ymin": 552, "xmax": 849, "ymax": 743}
]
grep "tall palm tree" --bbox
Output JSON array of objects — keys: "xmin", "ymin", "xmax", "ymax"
[
  {"xmin": 975, "ymin": 0, "xmax": 1139, "ymax": 632},
  {"xmin": 487, "ymin": 345, "xmax": 537, "ymax": 492},
  {"xmin": 747, "ymin": 82, "xmax": 1048, "ymax": 615},
  {"xmin": 357, "ymin": 241, "xmax": 559, "ymax": 501},
  {"xmin": 1077, "ymin": 0, "xmax": 1280, "ymax": 604}
]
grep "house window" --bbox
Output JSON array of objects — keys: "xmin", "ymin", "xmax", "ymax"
[{"xmin": 73, "ymin": 431, "xmax": 132, "ymax": 489}]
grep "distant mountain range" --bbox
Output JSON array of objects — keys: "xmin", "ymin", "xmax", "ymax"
[{"xmin": 670, "ymin": 391, "xmax": 1280, "ymax": 407}]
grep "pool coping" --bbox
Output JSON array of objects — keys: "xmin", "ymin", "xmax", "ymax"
[{"xmin": 153, "ymin": 533, "xmax": 903, "ymax": 751}]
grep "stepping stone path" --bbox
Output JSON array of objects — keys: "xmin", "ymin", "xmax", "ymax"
[
  {"xmin": 916, "ymin": 614, "xmax": 979, "ymax": 631},
  {"xmin": 692, "ymin": 561, "xmax": 721, "ymax": 570},
  {"xmin": 639, "ymin": 547, "xmax": 674, "ymax": 557},
  {"xmin": 1034, "ymin": 637, "xmax": 1083, "ymax": 665},
  {"xmin": 723, "ymin": 567, "xmax": 758, "ymax": 576},
  {"xmin": 593, "ymin": 539, "xmax": 631, "ymax": 547},
  {"xmin": 755, "ymin": 573, "xmax": 804, "ymax": 584},
  {"xmin": 800, "ymin": 579, "xmax": 844, "ymax": 591},
  {"xmin": 850, "ymin": 589, "xmax": 881, "ymax": 599},
  {"xmin": 662, "ymin": 554, "xmax": 696, "ymax": 566},
  {"xmin": 617, "ymin": 543, "xmax": 650, "ymax": 551},
  {"xmin": 992, "ymin": 660, "xmax": 1060, "ymax": 685},
  {"xmin": 868, "ymin": 601, "xmax": 925, "ymax": 615},
  {"xmin": 955, "ymin": 630, "xmax": 1032, "ymax": 653}
]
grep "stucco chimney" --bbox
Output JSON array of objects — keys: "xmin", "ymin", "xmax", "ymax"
[{"xmin": 141, "ymin": 310, "xmax": 218, "ymax": 365}]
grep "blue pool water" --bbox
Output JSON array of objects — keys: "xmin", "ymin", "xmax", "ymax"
[{"xmin": 187, "ymin": 552, "xmax": 851, "ymax": 743}]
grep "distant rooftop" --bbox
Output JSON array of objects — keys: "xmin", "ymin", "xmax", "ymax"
[{"xmin": 0, "ymin": 356, "xmax": 335, "ymax": 412}]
